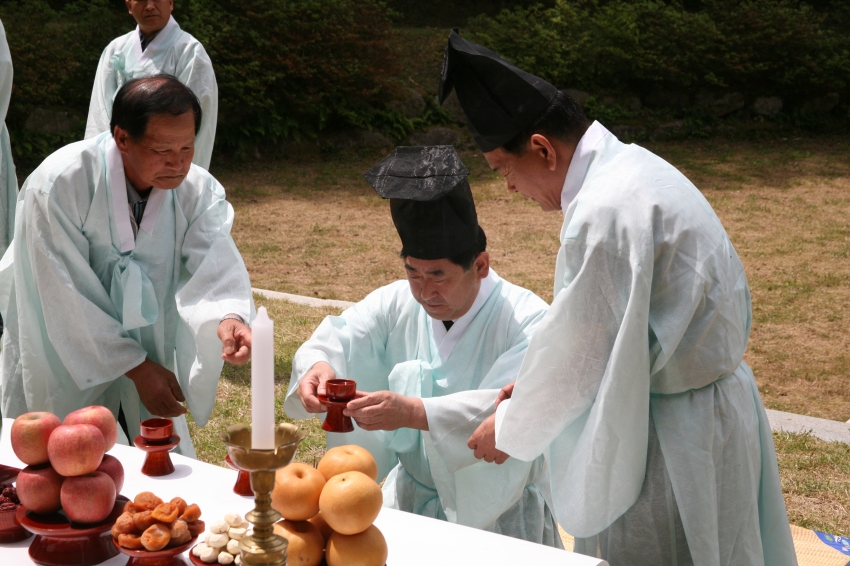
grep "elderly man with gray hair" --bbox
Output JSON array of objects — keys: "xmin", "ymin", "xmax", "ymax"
[{"xmin": 1, "ymin": 75, "xmax": 252, "ymax": 458}]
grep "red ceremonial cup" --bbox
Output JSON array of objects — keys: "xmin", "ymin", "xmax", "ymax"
[{"xmin": 321, "ymin": 379, "xmax": 356, "ymax": 433}]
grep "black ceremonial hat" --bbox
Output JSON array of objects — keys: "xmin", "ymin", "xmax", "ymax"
[
  {"xmin": 364, "ymin": 146, "xmax": 480, "ymax": 260},
  {"xmin": 439, "ymin": 28, "xmax": 558, "ymax": 152}
]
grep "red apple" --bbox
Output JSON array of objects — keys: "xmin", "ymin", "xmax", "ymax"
[
  {"xmin": 47, "ymin": 424, "xmax": 105, "ymax": 477},
  {"xmin": 95, "ymin": 454, "xmax": 124, "ymax": 494},
  {"xmin": 64, "ymin": 406, "xmax": 118, "ymax": 452},
  {"xmin": 16, "ymin": 464, "xmax": 64, "ymax": 514},
  {"xmin": 11, "ymin": 412, "xmax": 62, "ymax": 465},
  {"xmin": 60, "ymin": 472, "xmax": 116, "ymax": 524}
]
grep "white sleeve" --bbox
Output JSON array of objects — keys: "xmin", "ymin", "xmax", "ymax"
[
  {"xmin": 177, "ymin": 43, "xmax": 217, "ymax": 169},
  {"xmin": 174, "ymin": 181, "xmax": 253, "ymax": 426},
  {"xmin": 85, "ymin": 47, "xmax": 114, "ymax": 139}
]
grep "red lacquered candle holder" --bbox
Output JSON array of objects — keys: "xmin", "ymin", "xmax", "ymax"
[
  {"xmin": 134, "ymin": 418, "xmax": 179, "ymax": 476},
  {"xmin": 17, "ymin": 496, "xmax": 128, "ymax": 566},
  {"xmin": 224, "ymin": 454, "xmax": 253, "ymax": 497},
  {"xmin": 320, "ymin": 379, "xmax": 356, "ymax": 433}
]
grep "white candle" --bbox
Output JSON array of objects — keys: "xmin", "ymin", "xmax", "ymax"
[{"xmin": 251, "ymin": 307, "xmax": 275, "ymax": 450}]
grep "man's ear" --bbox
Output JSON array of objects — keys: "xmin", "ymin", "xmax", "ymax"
[
  {"xmin": 475, "ymin": 251, "xmax": 490, "ymax": 279},
  {"xmin": 113, "ymin": 126, "xmax": 131, "ymax": 155},
  {"xmin": 529, "ymin": 134, "xmax": 558, "ymax": 172}
]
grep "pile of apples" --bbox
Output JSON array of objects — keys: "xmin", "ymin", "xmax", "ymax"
[
  {"xmin": 271, "ymin": 445, "xmax": 387, "ymax": 566},
  {"xmin": 11, "ymin": 406, "xmax": 124, "ymax": 524}
]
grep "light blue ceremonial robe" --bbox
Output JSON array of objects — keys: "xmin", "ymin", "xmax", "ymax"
[
  {"xmin": 495, "ymin": 122, "xmax": 797, "ymax": 565},
  {"xmin": 85, "ymin": 17, "xmax": 217, "ymax": 170},
  {"xmin": 285, "ymin": 272, "xmax": 563, "ymax": 548},
  {"xmin": 0, "ymin": 20, "xmax": 17, "ymax": 257},
  {"xmin": 0, "ymin": 133, "xmax": 252, "ymax": 457}
]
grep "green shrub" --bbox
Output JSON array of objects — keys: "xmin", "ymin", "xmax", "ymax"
[
  {"xmin": 1, "ymin": 0, "xmax": 127, "ymax": 167},
  {"xmin": 467, "ymin": 0, "xmax": 850, "ymax": 107},
  {"xmin": 3, "ymin": 0, "xmax": 412, "ymax": 163},
  {"xmin": 180, "ymin": 0, "xmax": 403, "ymax": 151}
]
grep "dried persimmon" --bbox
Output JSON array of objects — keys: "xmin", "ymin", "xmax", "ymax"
[
  {"xmin": 141, "ymin": 523, "xmax": 171, "ymax": 551},
  {"xmin": 186, "ymin": 519, "xmax": 205, "ymax": 537},
  {"xmin": 169, "ymin": 519, "xmax": 191, "ymax": 546},
  {"xmin": 151, "ymin": 502, "xmax": 179, "ymax": 523},
  {"xmin": 111, "ymin": 512, "xmax": 137, "ymax": 537},
  {"xmin": 180, "ymin": 503, "xmax": 201, "ymax": 522},
  {"xmin": 169, "ymin": 497, "xmax": 187, "ymax": 516},
  {"xmin": 134, "ymin": 492, "xmax": 163, "ymax": 511},
  {"xmin": 117, "ymin": 534, "xmax": 144, "ymax": 550},
  {"xmin": 133, "ymin": 509, "xmax": 158, "ymax": 532}
]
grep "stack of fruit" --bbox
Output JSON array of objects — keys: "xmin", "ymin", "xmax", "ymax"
[
  {"xmin": 10, "ymin": 407, "xmax": 124, "ymax": 524},
  {"xmin": 112, "ymin": 492, "xmax": 204, "ymax": 551},
  {"xmin": 270, "ymin": 445, "xmax": 388, "ymax": 566}
]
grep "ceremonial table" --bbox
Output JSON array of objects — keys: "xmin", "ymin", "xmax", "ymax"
[{"xmin": 0, "ymin": 419, "xmax": 607, "ymax": 565}]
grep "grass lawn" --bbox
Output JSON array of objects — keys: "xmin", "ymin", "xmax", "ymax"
[{"xmin": 192, "ymin": 133, "xmax": 850, "ymax": 536}]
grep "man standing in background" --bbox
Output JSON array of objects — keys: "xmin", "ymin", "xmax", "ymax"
[
  {"xmin": 0, "ymin": 19, "xmax": 18, "ymax": 341},
  {"xmin": 0, "ymin": 20, "xmax": 16, "ymax": 261},
  {"xmin": 85, "ymin": 0, "xmax": 217, "ymax": 169}
]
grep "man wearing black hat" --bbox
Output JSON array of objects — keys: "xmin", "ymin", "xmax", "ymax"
[
  {"xmin": 444, "ymin": 30, "xmax": 797, "ymax": 566},
  {"xmin": 283, "ymin": 146, "xmax": 562, "ymax": 548}
]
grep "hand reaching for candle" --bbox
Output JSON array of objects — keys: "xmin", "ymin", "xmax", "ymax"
[
  {"xmin": 344, "ymin": 391, "xmax": 428, "ymax": 431},
  {"xmin": 467, "ymin": 413, "xmax": 510, "ymax": 464},
  {"xmin": 126, "ymin": 358, "xmax": 187, "ymax": 418},
  {"xmin": 297, "ymin": 361, "xmax": 337, "ymax": 413},
  {"xmin": 218, "ymin": 316, "xmax": 252, "ymax": 365}
]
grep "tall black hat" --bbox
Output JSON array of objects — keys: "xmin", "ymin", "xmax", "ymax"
[
  {"xmin": 439, "ymin": 28, "xmax": 558, "ymax": 152},
  {"xmin": 364, "ymin": 146, "xmax": 480, "ymax": 260}
]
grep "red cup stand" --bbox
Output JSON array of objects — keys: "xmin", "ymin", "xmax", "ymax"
[
  {"xmin": 135, "ymin": 418, "xmax": 178, "ymax": 476},
  {"xmin": 17, "ymin": 496, "xmax": 128, "ymax": 566},
  {"xmin": 320, "ymin": 378, "xmax": 356, "ymax": 433},
  {"xmin": 224, "ymin": 455, "xmax": 253, "ymax": 497}
]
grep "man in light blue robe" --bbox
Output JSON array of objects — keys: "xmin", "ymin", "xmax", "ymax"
[
  {"xmin": 85, "ymin": 0, "xmax": 217, "ymax": 169},
  {"xmin": 285, "ymin": 146, "xmax": 563, "ymax": 548},
  {"xmin": 0, "ymin": 76, "xmax": 252, "ymax": 457},
  {"xmin": 0, "ymin": 19, "xmax": 17, "ymax": 261},
  {"xmin": 443, "ymin": 31, "xmax": 799, "ymax": 565}
]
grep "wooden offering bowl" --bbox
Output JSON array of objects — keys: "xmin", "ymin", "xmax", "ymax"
[
  {"xmin": 0, "ymin": 465, "xmax": 29, "ymax": 543},
  {"xmin": 16, "ymin": 495, "xmax": 129, "ymax": 566},
  {"xmin": 113, "ymin": 535, "xmax": 198, "ymax": 566},
  {"xmin": 0, "ymin": 463, "xmax": 21, "ymax": 485},
  {"xmin": 134, "ymin": 435, "xmax": 180, "ymax": 476},
  {"xmin": 0, "ymin": 506, "xmax": 32, "ymax": 543},
  {"xmin": 224, "ymin": 454, "xmax": 253, "ymax": 497}
]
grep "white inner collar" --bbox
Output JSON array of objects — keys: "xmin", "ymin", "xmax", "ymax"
[
  {"xmin": 431, "ymin": 270, "xmax": 499, "ymax": 360},
  {"xmin": 560, "ymin": 120, "xmax": 609, "ymax": 213},
  {"xmin": 106, "ymin": 138, "xmax": 166, "ymax": 252},
  {"xmin": 133, "ymin": 16, "xmax": 177, "ymax": 63}
]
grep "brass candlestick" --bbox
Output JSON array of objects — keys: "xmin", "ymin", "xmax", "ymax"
[{"xmin": 222, "ymin": 423, "xmax": 306, "ymax": 566}]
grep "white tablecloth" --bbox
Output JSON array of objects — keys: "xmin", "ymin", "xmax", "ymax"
[{"xmin": 0, "ymin": 419, "xmax": 606, "ymax": 565}]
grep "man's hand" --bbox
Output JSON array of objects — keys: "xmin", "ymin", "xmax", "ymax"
[
  {"xmin": 495, "ymin": 381, "xmax": 515, "ymax": 408},
  {"xmin": 218, "ymin": 316, "xmax": 251, "ymax": 365},
  {"xmin": 297, "ymin": 362, "xmax": 337, "ymax": 413},
  {"xmin": 467, "ymin": 413, "xmax": 510, "ymax": 464},
  {"xmin": 126, "ymin": 358, "xmax": 187, "ymax": 418},
  {"xmin": 344, "ymin": 391, "xmax": 427, "ymax": 431}
]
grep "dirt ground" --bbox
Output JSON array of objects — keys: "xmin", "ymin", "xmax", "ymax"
[{"xmin": 216, "ymin": 134, "xmax": 850, "ymax": 422}]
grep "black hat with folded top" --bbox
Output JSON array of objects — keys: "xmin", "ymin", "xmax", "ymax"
[
  {"xmin": 363, "ymin": 145, "xmax": 480, "ymax": 260},
  {"xmin": 439, "ymin": 28, "xmax": 558, "ymax": 153}
]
